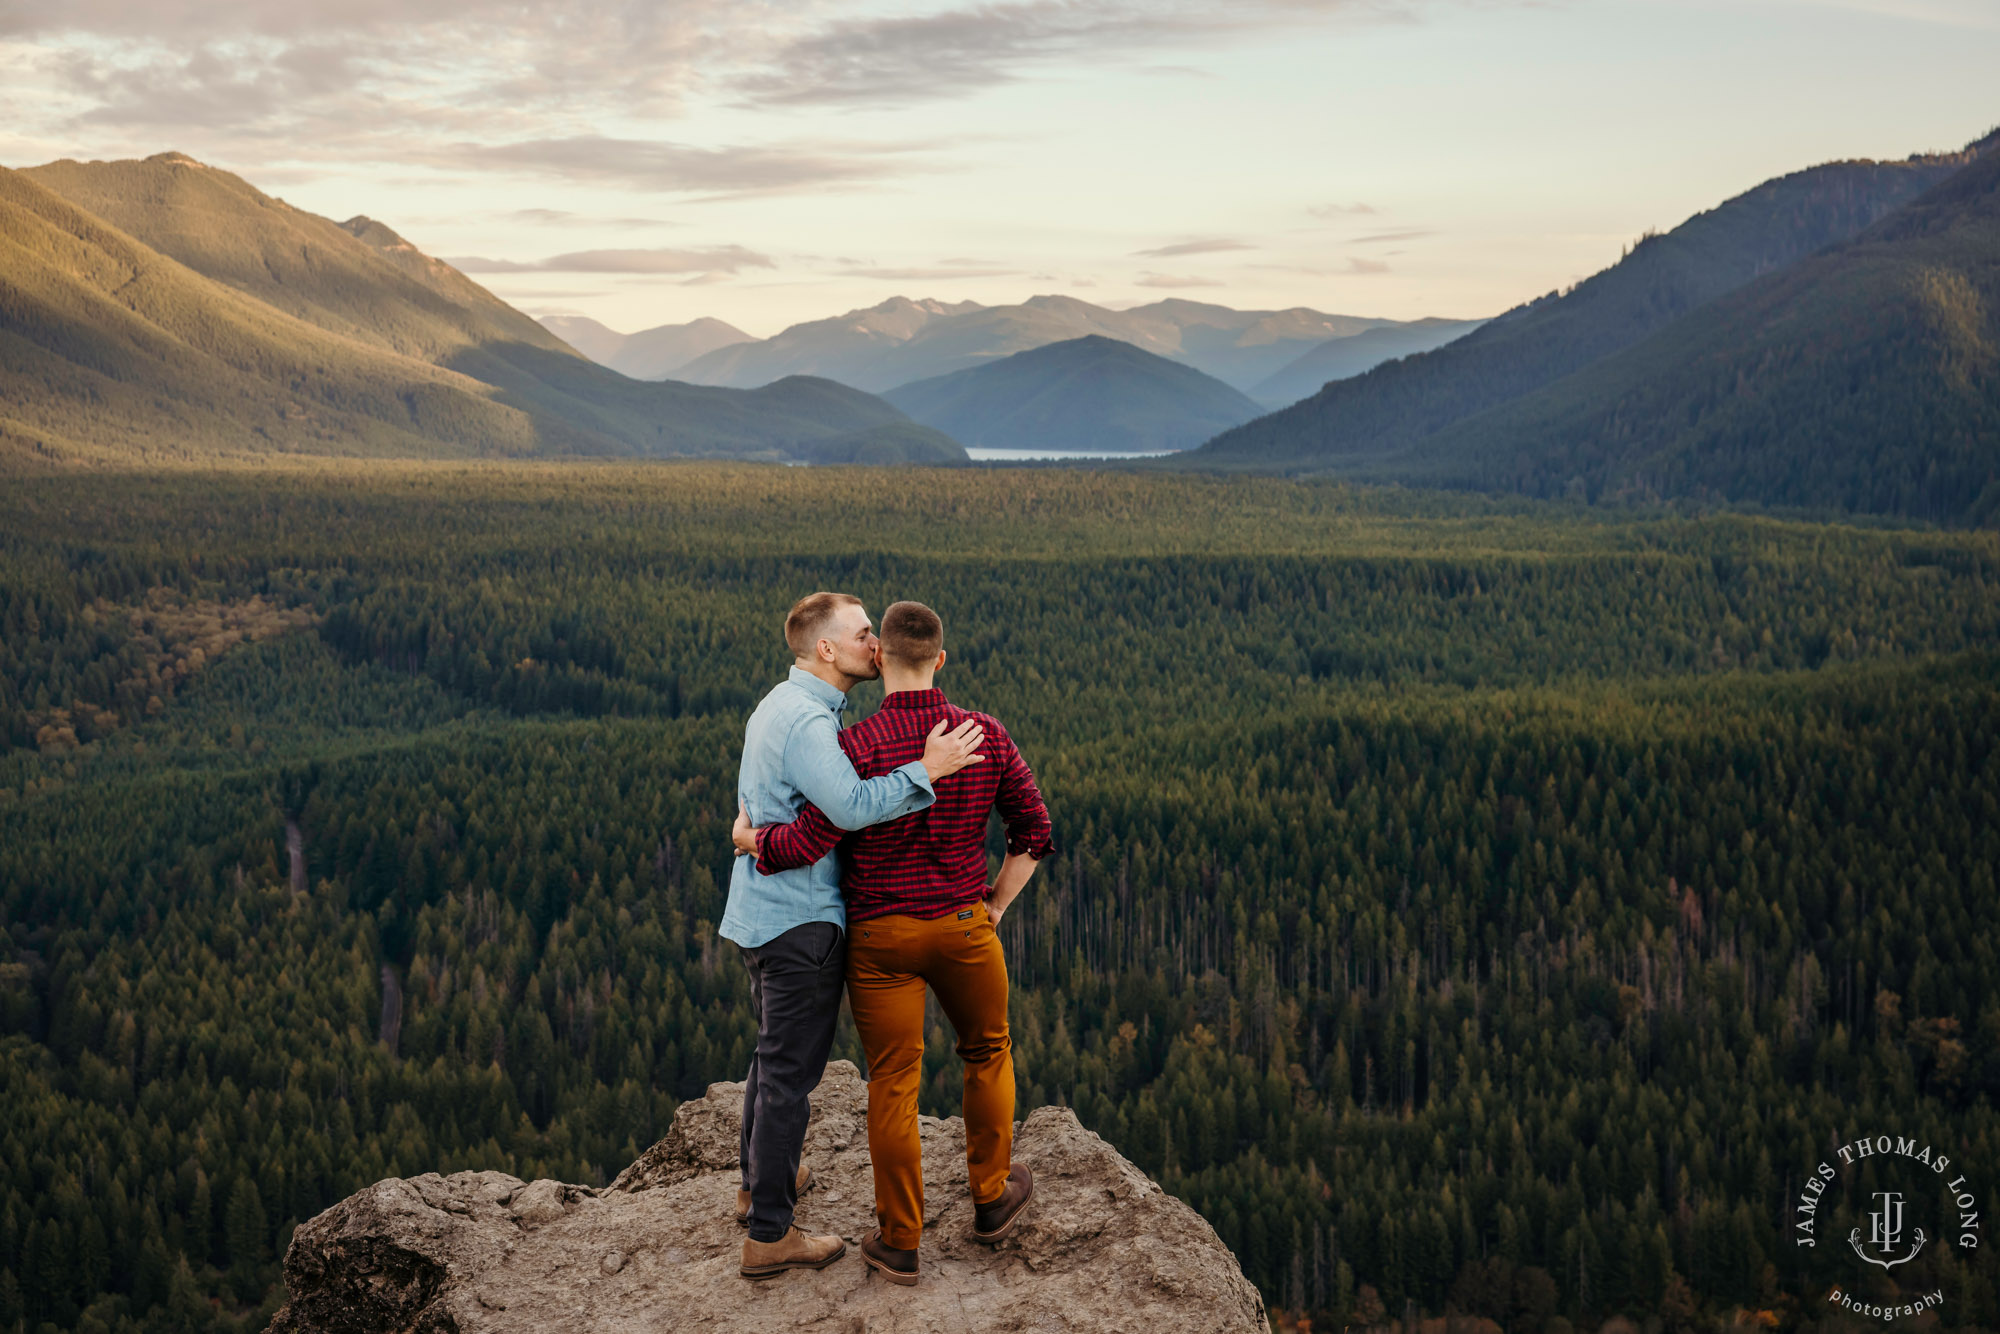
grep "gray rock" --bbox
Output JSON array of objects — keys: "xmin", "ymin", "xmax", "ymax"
[
  {"xmin": 270, "ymin": 1060, "xmax": 1267, "ymax": 1334},
  {"xmin": 507, "ymin": 1178, "xmax": 586, "ymax": 1229}
]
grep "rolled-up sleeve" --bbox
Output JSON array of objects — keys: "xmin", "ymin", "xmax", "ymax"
[
  {"xmin": 992, "ymin": 726, "xmax": 1055, "ymax": 859},
  {"xmin": 784, "ymin": 712, "xmax": 934, "ymax": 831}
]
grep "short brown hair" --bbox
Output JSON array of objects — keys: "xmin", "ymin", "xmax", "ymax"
[
  {"xmin": 879, "ymin": 600, "xmax": 943, "ymax": 668},
  {"xmin": 785, "ymin": 591, "xmax": 862, "ymax": 658}
]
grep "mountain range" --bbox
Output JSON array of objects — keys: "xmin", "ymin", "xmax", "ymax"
[
  {"xmin": 1191, "ymin": 134, "xmax": 1999, "ymax": 523},
  {"xmin": 0, "ymin": 153, "xmax": 959, "ymax": 466},
  {"xmin": 538, "ymin": 298, "xmax": 1491, "ymax": 412},
  {"xmin": 638, "ymin": 296, "xmax": 1448, "ymax": 396},
  {"xmin": 537, "ymin": 314, "xmax": 752, "ymax": 381},
  {"xmin": 885, "ymin": 336, "xmax": 1265, "ymax": 453},
  {"xmin": 8, "ymin": 135, "xmax": 1995, "ymax": 514}
]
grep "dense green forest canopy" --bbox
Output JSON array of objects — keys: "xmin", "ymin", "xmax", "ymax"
[{"xmin": 2, "ymin": 463, "xmax": 1996, "ymax": 1334}]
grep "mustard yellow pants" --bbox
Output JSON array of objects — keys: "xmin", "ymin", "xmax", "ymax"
[{"xmin": 845, "ymin": 902, "xmax": 1014, "ymax": 1250}]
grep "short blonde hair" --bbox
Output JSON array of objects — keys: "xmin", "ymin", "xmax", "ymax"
[{"xmin": 784, "ymin": 592, "xmax": 862, "ymax": 658}]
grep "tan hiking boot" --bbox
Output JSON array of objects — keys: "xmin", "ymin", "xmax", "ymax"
[
  {"xmin": 736, "ymin": 1164, "xmax": 814, "ymax": 1226},
  {"xmin": 739, "ymin": 1225, "xmax": 845, "ymax": 1279},
  {"xmin": 972, "ymin": 1163, "xmax": 1035, "ymax": 1242},
  {"xmin": 860, "ymin": 1228, "xmax": 920, "ymax": 1286}
]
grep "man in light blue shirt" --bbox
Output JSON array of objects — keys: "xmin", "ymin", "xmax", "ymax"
[{"xmin": 727, "ymin": 591, "xmax": 984, "ymax": 1279}]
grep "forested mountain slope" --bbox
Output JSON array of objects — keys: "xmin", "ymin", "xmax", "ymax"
[
  {"xmin": 1387, "ymin": 142, "xmax": 2000, "ymax": 522},
  {"xmin": 26, "ymin": 155, "xmax": 579, "ymax": 367},
  {"xmin": 1194, "ymin": 140, "xmax": 1985, "ymax": 467},
  {"xmin": 1250, "ymin": 318, "xmax": 1486, "ymax": 407},
  {"xmin": 0, "ymin": 166, "xmax": 548, "ymax": 462},
  {"xmin": 4, "ymin": 154, "xmax": 928, "ymax": 463}
]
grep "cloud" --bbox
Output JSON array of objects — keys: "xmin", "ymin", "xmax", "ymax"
[
  {"xmin": 7, "ymin": 8, "xmax": 931, "ymax": 196},
  {"xmin": 444, "ymin": 134, "xmax": 932, "ymax": 197},
  {"xmin": 445, "ymin": 245, "xmax": 773, "ymax": 275},
  {"xmin": 1132, "ymin": 238, "xmax": 1253, "ymax": 258},
  {"xmin": 6, "ymin": 0, "xmax": 1424, "ymax": 116},
  {"xmin": 5, "ymin": 0, "xmax": 1432, "ymax": 209},
  {"xmin": 1349, "ymin": 228, "xmax": 1432, "ymax": 244},
  {"xmin": 1309, "ymin": 202, "xmax": 1378, "ymax": 218},
  {"xmin": 11, "ymin": 6, "xmax": 736, "ymax": 118},
  {"xmin": 1134, "ymin": 273, "xmax": 1225, "ymax": 288},
  {"xmin": 838, "ymin": 263, "xmax": 1018, "ymax": 280},
  {"xmin": 729, "ymin": 4, "xmax": 1197, "ymax": 108},
  {"xmin": 728, "ymin": 0, "xmax": 1418, "ymax": 108},
  {"xmin": 445, "ymin": 257, "xmax": 539, "ymax": 274},
  {"xmin": 52, "ymin": 37, "xmax": 360, "ymax": 129},
  {"xmin": 504, "ymin": 207, "xmax": 680, "ymax": 227},
  {"xmin": 1345, "ymin": 257, "xmax": 1391, "ymax": 274},
  {"xmin": 2, "ymin": 1, "xmax": 505, "ymax": 38}
]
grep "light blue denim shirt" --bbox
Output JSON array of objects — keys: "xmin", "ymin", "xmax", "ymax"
[{"xmin": 720, "ymin": 666, "xmax": 936, "ymax": 948}]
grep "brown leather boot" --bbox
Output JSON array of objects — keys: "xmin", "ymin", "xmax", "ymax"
[
  {"xmin": 860, "ymin": 1229, "xmax": 920, "ymax": 1286},
  {"xmin": 739, "ymin": 1225, "xmax": 845, "ymax": 1279},
  {"xmin": 971, "ymin": 1163, "xmax": 1034, "ymax": 1242},
  {"xmin": 736, "ymin": 1164, "xmax": 814, "ymax": 1226}
]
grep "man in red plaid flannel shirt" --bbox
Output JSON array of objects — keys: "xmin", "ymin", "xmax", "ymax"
[{"xmin": 733, "ymin": 600, "xmax": 1053, "ymax": 1286}]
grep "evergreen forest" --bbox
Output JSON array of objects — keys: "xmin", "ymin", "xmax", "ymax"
[{"xmin": 2, "ymin": 463, "xmax": 1996, "ymax": 1334}]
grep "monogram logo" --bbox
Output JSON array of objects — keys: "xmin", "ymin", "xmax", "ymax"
[
  {"xmin": 1796, "ymin": 1132, "xmax": 1983, "ymax": 1323},
  {"xmin": 1851, "ymin": 1191, "xmax": 1926, "ymax": 1270}
]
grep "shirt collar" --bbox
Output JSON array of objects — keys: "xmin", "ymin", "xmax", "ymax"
[
  {"xmin": 880, "ymin": 686, "xmax": 946, "ymax": 711},
  {"xmin": 787, "ymin": 664, "xmax": 850, "ymax": 714}
]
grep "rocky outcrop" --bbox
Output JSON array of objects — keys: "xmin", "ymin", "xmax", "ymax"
[{"xmin": 270, "ymin": 1060, "xmax": 1266, "ymax": 1334}]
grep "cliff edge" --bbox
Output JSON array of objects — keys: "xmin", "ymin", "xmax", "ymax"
[{"xmin": 269, "ymin": 1059, "xmax": 1268, "ymax": 1333}]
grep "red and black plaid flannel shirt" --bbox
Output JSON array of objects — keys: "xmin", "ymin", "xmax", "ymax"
[{"xmin": 754, "ymin": 687, "xmax": 1054, "ymax": 923}]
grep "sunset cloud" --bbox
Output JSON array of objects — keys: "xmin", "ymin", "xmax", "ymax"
[
  {"xmin": 838, "ymin": 263, "xmax": 1019, "ymax": 280},
  {"xmin": 1349, "ymin": 229, "xmax": 1434, "ymax": 245},
  {"xmin": 1134, "ymin": 273, "xmax": 1225, "ymax": 288},
  {"xmin": 446, "ymin": 246, "xmax": 774, "ymax": 275},
  {"xmin": 502, "ymin": 208, "xmax": 681, "ymax": 228},
  {"xmin": 441, "ymin": 135, "xmax": 935, "ymax": 198},
  {"xmin": 1132, "ymin": 238, "xmax": 1254, "ymax": 258}
]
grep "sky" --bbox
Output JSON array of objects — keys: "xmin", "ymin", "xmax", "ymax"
[{"xmin": 1, "ymin": 0, "xmax": 1994, "ymax": 339}]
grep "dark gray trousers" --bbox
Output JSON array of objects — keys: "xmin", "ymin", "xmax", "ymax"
[{"xmin": 737, "ymin": 920, "xmax": 845, "ymax": 1242}]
